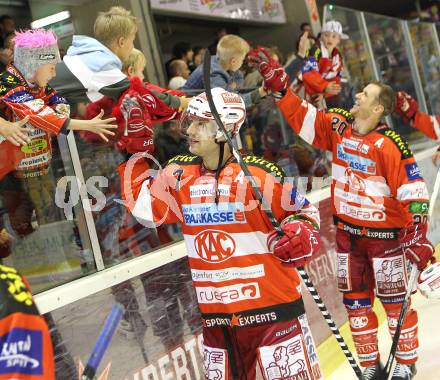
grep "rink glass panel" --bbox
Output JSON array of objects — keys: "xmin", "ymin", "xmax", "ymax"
[
  {"xmin": 242, "ymin": 98, "xmax": 331, "ymax": 193},
  {"xmin": 0, "ymin": 134, "xmax": 97, "ymax": 293},
  {"xmin": 73, "ymin": 132, "xmax": 184, "ymax": 270},
  {"xmin": 323, "ymin": 6, "xmax": 377, "ymax": 105},
  {"xmin": 408, "ymin": 22, "xmax": 440, "ymax": 116},
  {"xmin": 364, "ymin": 13, "xmax": 425, "ymax": 142}
]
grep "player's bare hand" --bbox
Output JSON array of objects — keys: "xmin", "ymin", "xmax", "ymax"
[
  {"xmin": 0, "ymin": 116, "xmax": 32, "ymax": 146},
  {"xmin": 325, "ymin": 82, "xmax": 341, "ymax": 95},
  {"xmin": 432, "ymin": 151, "xmax": 440, "ymax": 166}
]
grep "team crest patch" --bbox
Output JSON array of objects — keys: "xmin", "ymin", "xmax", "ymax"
[
  {"xmin": 373, "ymin": 256, "xmax": 408, "ymax": 297},
  {"xmin": 203, "ymin": 345, "xmax": 228, "ymax": 380},
  {"xmin": 259, "ymin": 334, "xmax": 313, "ymax": 380}
]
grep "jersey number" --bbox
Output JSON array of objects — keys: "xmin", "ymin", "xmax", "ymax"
[{"xmin": 331, "ymin": 117, "xmax": 348, "ymax": 136}]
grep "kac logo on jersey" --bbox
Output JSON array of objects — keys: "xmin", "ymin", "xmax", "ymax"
[
  {"xmin": 0, "ymin": 328, "xmax": 42, "ymax": 375},
  {"xmin": 182, "ymin": 202, "xmax": 246, "ymax": 226},
  {"xmin": 336, "ymin": 145, "xmax": 376, "ymax": 174},
  {"xmin": 405, "ymin": 163, "xmax": 422, "ymax": 181},
  {"xmin": 194, "ymin": 230, "xmax": 236, "ymax": 263}
]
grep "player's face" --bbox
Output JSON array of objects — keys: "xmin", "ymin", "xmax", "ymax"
[
  {"xmin": 351, "ymin": 83, "xmax": 383, "ymax": 118},
  {"xmin": 321, "ymin": 32, "xmax": 341, "ymax": 51},
  {"xmin": 187, "ymin": 119, "xmax": 218, "ymax": 157},
  {"xmin": 33, "ymin": 63, "xmax": 56, "ymax": 87}
]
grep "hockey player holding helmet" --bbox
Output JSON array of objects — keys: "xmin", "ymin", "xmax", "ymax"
[
  {"xmin": 274, "ymin": 74, "xmax": 435, "ymax": 379},
  {"xmin": 118, "ymin": 88, "xmax": 324, "ymax": 379}
]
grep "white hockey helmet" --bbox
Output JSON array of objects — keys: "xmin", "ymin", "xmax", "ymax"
[
  {"xmin": 180, "ymin": 87, "xmax": 246, "ymax": 142},
  {"xmin": 418, "ymin": 261, "xmax": 440, "ymax": 299}
]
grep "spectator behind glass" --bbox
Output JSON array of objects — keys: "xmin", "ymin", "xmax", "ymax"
[
  {"xmin": 165, "ymin": 41, "xmax": 193, "ymax": 79},
  {"xmin": 188, "ymin": 46, "xmax": 205, "ymax": 72},
  {"xmin": 208, "ymin": 28, "xmax": 228, "ymax": 55},
  {"xmin": 168, "ymin": 59, "xmax": 190, "ymax": 90},
  {"xmin": 83, "ymin": 48, "xmax": 146, "ymax": 143},
  {"xmin": 284, "ymin": 31, "xmax": 314, "ymax": 82},
  {"xmin": 154, "ymin": 120, "xmax": 188, "ymax": 165},
  {"xmin": 0, "ymin": 15, "xmax": 15, "ymax": 45},
  {"xmin": 295, "ymin": 22, "xmax": 313, "ymax": 51},
  {"xmin": 0, "ymin": 31, "xmax": 14, "ymax": 71},
  {"xmin": 292, "ymin": 20, "xmax": 347, "ymax": 106},
  {"xmin": 184, "ymin": 34, "xmax": 267, "ymax": 108}
]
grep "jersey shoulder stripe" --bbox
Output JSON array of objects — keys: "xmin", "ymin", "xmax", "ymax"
[
  {"xmin": 328, "ymin": 107, "xmax": 354, "ymax": 123},
  {"xmin": 167, "ymin": 154, "xmax": 202, "ymax": 166},
  {"xmin": 243, "ymin": 155, "xmax": 285, "ymax": 178},
  {"xmin": 377, "ymin": 128, "xmax": 413, "ymax": 158}
]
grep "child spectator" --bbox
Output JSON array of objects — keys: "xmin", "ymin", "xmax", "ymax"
[
  {"xmin": 0, "ymin": 29, "xmax": 116, "ymax": 180},
  {"xmin": 49, "ymin": 6, "xmax": 188, "ymax": 157},
  {"xmin": 0, "ymin": 29, "xmax": 116, "ymax": 236},
  {"xmin": 183, "ymin": 34, "xmax": 266, "ymax": 107},
  {"xmin": 293, "ymin": 20, "xmax": 347, "ymax": 105},
  {"xmin": 168, "ymin": 59, "xmax": 190, "ymax": 90},
  {"xmin": 50, "ymin": 6, "xmax": 188, "ymax": 113}
]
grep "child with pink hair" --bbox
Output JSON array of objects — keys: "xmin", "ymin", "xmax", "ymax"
[
  {"xmin": 0, "ymin": 29, "xmax": 116, "ymax": 179},
  {"xmin": 0, "ymin": 29, "xmax": 117, "ymax": 240}
]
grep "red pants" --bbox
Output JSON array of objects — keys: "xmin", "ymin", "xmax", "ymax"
[
  {"xmin": 336, "ymin": 229, "xmax": 418, "ymax": 367},
  {"xmin": 202, "ymin": 314, "xmax": 322, "ymax": 380}
]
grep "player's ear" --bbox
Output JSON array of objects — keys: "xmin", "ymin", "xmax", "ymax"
[{"xmin": 374, "ymin": 103, "xmax": 385, "ymax": 117}]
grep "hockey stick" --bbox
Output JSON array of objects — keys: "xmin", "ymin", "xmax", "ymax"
[
  {"xmin": 428, "ymin": 165, "xmax": 440, "ymax": 218},
  {"xmin": 381, "ymin": 264, "xmax": 419, "ymax": 380},
  {"xmin": 202, "ymin": 50, "xmax": 364, "ymax": 380},
  {"xmin": 80, "ymin": 303, "xmax": 124, "ymax": 380}
]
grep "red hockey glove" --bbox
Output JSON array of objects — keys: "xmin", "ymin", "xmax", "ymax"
[
  {"xmin": 114, "ymin": 93, "xmax": 154, "ymax": 154},
  {"xmin": 113, "ymin": 77, "xmax": 183, "ymax": 154},
  {"xmin": 268, "ymin": 220, "xmax": 321, "ymax": 267},
  {"xmin": 399, "ymin": 224, "xmax": 435, "ymax": 270},
  {"xmin": 247, "ymin": 46, "xmax": 289, "ymax": 93},
  {"xmin": 395, "ymin": 91, "xmax": 418, "ymax": 123}
]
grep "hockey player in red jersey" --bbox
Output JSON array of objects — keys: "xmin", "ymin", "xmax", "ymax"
[
  {"xmin": 395, "ymin": 90, "xmax": 440, "ymax": 165},
  {"xmin": 276, "ymin": 81, "xmax": 434, "ymax": 380},
  {"xmin": 0, "ymin": 264, "xmax": 54, "ymax": 380},
  {"xmin": 117, "ymin": 88, "xmax": 324, "ymax": 379}
]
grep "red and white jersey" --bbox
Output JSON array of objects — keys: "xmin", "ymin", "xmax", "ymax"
[
  {"xmin": 117, "ymin": 154, "xmax": 319, "ymax": 326},
  {"xmin": 278, "ymin": 89, "xmax": 430, "ymax": 236},
  {"xmin": 413, "ymin": 110, "xmax": 440, "ymax": 142}
]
